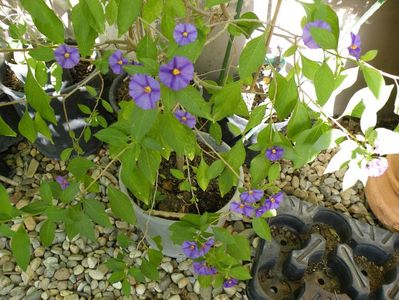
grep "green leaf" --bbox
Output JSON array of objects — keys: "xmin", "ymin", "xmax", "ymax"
[
  {"xmin": 226, "ymin": 235, "xmax": 251, "ymax": 261},
  {"xmin": 18, "ymin": 111, "xmax": 37, "ymax": 143},
  {"xmin": 170, "ymin": 169, "xmax": 185, "ymax": 180},
  {"xmin": 228, "ymin": 12, "xmax": 261, "ymax": 38},
  {"xmin": 109, "ymin": 271, "xmax": 125, "ymax": 284},
  {"xmin": 106, "ymin": 258, "xmax": 125, "ymax": 271},
  {"xmin": 35, "ymin": 113, "xmax": 53, "ymax": 143},
  {"xmin": 0, "ymin": 224, "xmax": 15, "ymax": 238},
  {"xmin": 361, "ymin": 66, "xmax": 384, "ymax": 99},
  {"xmin": 268, "ymin": 163, "xmax": 281, "ymax": 182},
  {"xmin": 25, "ymin": 69, "xmax": 56, "ymax": 124},
  {"xmin": 250, "ymin": 155, "xmax": 270, "ymax": 186},
  {"xmin": 71, "ymin": 2, "xmax": 97, "ymax": 57},
  {"xmin": 39, "ymin": 220, "xmax": 56, "ymax": 247},
  {"xmin": 205, "ymin": 0, "xmax": 229, "ymax": 8},
  {"xmin": 20, "ymin": 200, "xmax": 49, "ymax": 214},
  {"xmin": 287, "ymin": 101, "xmax": 311, "ymax": 138},
  {"xmin": 108, "ymin": 187, "xmax": 136, "ymax": 225},
  {"xmin": 128, "ymin": 267, "xmax": 146, "ymax": 282},
  {"xmin": 82, "ymin": 0, "xmax": 105, "ymax": 33},
  {"xmin": 314, "ymin": 62, "xmax": 335, "ymax": 105},
  {"xmin": 239, "ymin": 34, "xmax": 267, "ymax": 79},
  {"xmin": 29, "ymin": 47, "xmax": 54, "ymax": 62},
  {"xmin": 101, "ymin": 100, "xmax": 114, "ymax": 113},
  {"xmin": 137, "ymin": 35, "xmax": 158, "ymax": 61},
  {"xmin": 117, "ymin": 233, "xmax": 133, "ymax": 248},
  {"xmin": 125, "ymin": 104, "xmax": 158, "ymax": 142},
  {"xmin": 209, "ymin": 122, "xmax": 222, "ymax": 145},
  {"xmin": 176, "ymin": 86, "xmax": 211, "ymax": 119},
  {"xmin": 361, "ymin": 50, "xmax": 378, "ymax": 62},
  {"xmin": 40, "ymin": 181, "xmax": 53, "ymax": 202},
  {"xmin": 213, "ymin": 227, "xmax": 235, "ymax": 244},
  {"xmin": 0, "ymin": 184, "xmax": 13, "ymax": 218},
  {"xmin": 252, "ymin": 217, "xmax": 271, "ymax": 240},
  {"xmin": 78, "ymin": 104, "xmax": 92, "ymax": 115},
  {"xmin": 283, "ymin": 45, "xmax": 297, "ymax": 57},
  {"xmin": 229, "ymin": 266, "xmax": 252, "ymax": 280},
  {"xmin": 60, "ymin": 182, "xmax": 80, "ymax": 204},
  {"xmin": 272, "ymin": 73, "xmax": 298, "ymax": 119},
  {"xmin": 105, "ymin": 0, "xmax": 118, "ymax": 24},
  {"xmin": 212, "ymin": 81, "xmax": 245, "ymax": 121},
  {"xmin": 122, "ymin": 278, "xmax": 131, "ymax": 295},
  {"xmin": 244, "ymin": 105, "xmax": 267, "ymax": 134},
  {"xmin": 83, "ymin": 127, "xmax": 91, "ymax": 143},
  {"xmin": 309, "ymin": 26, "xmax": 337, "ymax": 49},
  {"xmin": 148, "ymin": 249, "xmax": 163, "ymax": 266},
  {"xmin": 0, "ymin": 115, "xmax": 16, "ymax": 137},
  {"xmin": 197, "ymin": 159, "xmax": 209, "ymax": 191},
  {"xmin": 9, "ymin": 23, "xmax": 26, "ymax": 41},
  {"xmin": 67, "ymin": 157, "xmax": 95, "ymax": 179},
  {"xmin": 50, "ymin": 63, "xmax": 63, "ymax": 92},
  {"xmin": 83, "ymin": 198, "xmax": 112, "ymax": 227},
  {"xmin": 20, "ymin": 0, "xmax": 64, "ymax": 43},
  {"xmin": 301, "ymin": 55, "xmax": 320, "ymax": 80},
  {"xmin": 138, "ymin": 148, "xmax": 161, "ymax": 183},
  {"xmin": 60, "ymin": 148, "xmax": 73, "ymax": 161},
  {"xmin": 140, "ymin": 259, "xmax": 159, "ymax": 281},
  {"xmin": 94, "ymin": 127, "xmax": 128, "ymax": 146},
  {"xmin": 142, "ymin": 0, "xmax": 164, "ymax": 25},
  {"xmin": 11, "ymin": 225, "xmax": 31, "ymax": 271},
  {"xmin": 117, "ymin": 0, "xmax": 142, "ymax": 36}
]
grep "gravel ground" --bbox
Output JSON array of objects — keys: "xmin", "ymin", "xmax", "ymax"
[{"xmin": 0, "ymin": 138, "xmax": 377, "ymax": 300}]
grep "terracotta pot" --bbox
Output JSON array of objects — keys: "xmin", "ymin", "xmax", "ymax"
[{"xmin": 365, "ymin": 154, "xmax": 399, "ymax": 232}]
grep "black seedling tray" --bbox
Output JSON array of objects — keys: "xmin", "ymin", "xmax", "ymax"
[{"xmin": 247, "ymin": 195, "xmax": 399, "ymax": 300}]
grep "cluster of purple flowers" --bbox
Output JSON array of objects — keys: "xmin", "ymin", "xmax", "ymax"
[
  {"xmin": 230, "ymin": 190, "xmax": 283, "ymax": 218},
  {"xmin": 302, "ymin": 20, "xmax": 361, "ymax": 59}
]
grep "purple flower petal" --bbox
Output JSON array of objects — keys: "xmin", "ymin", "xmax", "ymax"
[
  {"xmin": 265, "ymin": 146, "xmax": 284, "ymax": 161},
  {"xmin": 54, "ymin": 45, "xmax": 80, "ymax": 69},
  {"xmin": 193, "ymin": 261, "xmax": 217, "ymax": 275},
  {"xmin": 223, "ymin": 278, "xmax": 238, "ymax": 288},
  {"xmin": 159, "ymin": 56, "xmax": 194, "ymax": 91},
  {"xmin": 230, "ymin": 201, "xmax": 254, "ymax": 217},
  {"xmin": 56, "ymin": 176, "xmax": 69, "ymax": 190},
  {"xmin": 365, "ymin": 157, "xmax": 388, "ymax": 177},
  {"xmin": 302, "ymin": 20, "xmax": 331, "ymax": 49},
  {"xmin": 198, "ymin": 238, "xmax": 214, "ymax": 256},
  {"xmin": 109, "ymin": 50, "xmax": 128, "ymax": 74},
  {"xmin": 264, "ymin": 191, "xmax": 284, "ymax": 210},
  {"xmin": 174, "ymin": 110, "xmax": 196, "ymax": 128},
  {"xmin": 348, "ymin": 32, "xmax": 361, "ymax": 60},
  {"xmin": 129, "ymin": 74, "xmax": 160, "ymax": 110},
  {"xmin": 182, "ymin": 241, "xmax": 201, "ymax": 258},
  {"xmin": 240, "ymin": 189, "xmax": 264, "ymax": 203},
  {"xmin": 173, "ymin": 23, "xmax": 198, "ymax": 46},
  {"xmin": 255, "ymin": 205, "xmax": 269, "ymax": 217}
]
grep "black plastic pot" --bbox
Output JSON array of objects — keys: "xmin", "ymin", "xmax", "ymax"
[
  {"xmin": 108, "ymin": 73, "xmax": 126, "ymax": 114},
  {"xmin": 0, "ymin": 92, "xmax": 22, "ymax": 154},
  {"xmin": 0, "ymin": 63, "xmax": 107, "ymax": 159},
  {"xmin": 247, "ymin": 195, "xmax": 399, "ymax": 300}
]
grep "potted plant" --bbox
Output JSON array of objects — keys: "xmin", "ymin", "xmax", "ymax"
[{"xmin": 1, "ymin": 0, "xmax": 399, "ymax": 297}]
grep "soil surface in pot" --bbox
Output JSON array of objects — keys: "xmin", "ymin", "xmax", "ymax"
[
  {"xmin": 115, "ymin": 76, "xmax": 130, "ymax": 104},
  {"xmin": 155, "ymin": 150, "xmax": 235, "ymax": 214},
  {"xmin": 3, "ymin": 65, "xmax": 24, "ymax": 91}
]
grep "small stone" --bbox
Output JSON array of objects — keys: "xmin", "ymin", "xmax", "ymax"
[
  {"xmin": 159, "ymin": 276, "xmax": 172, "ymax": 292},
  {"xmin": 136, "ymin": 284, "xmax": 146, "ymax": 295},
  {"xmin": 293, "ymin": 188, "xmax": 308, "ymax": 199},
  {"xmin": 233, "ymin": 221, "xmax": 245, "ymax": 232},
  {"xmin": 292, "ymin": 176, "xmax": 299, "ymax": 189},
  {"xmin": 45, "ymin": 164, "xmax": 54, "ymax": 172},
  {"xmin": 349, "ymin": 203, "xmax": 368, "ymax": 216},
  {"xmin": 252, "ymin": 237, "xmax": 260, "ymax": 249},
  {"xmin": 178, "ymin": 277, "xmax": 190, "ymax": 289},
  {"xmin": 171, "ymin": 273, "xmax": 184, "ymax": 284},
  {"xmin": 64, "ymin": 295, "xmax": 79, "ymax": 300},
  {"xmin": 87, "ymin": 256, "xmax": 98, "ymax": 269},
  {"xmin": 334, "ymin": 203, "xmax": 347, "ymax": 212},
  {"xmin": 112, "ymin": 281, "xmax": 122, "ymax": 289},
  {"xmin": 24, "ymin": 216, "xmax": 36, "ymax": 231},
  {"xmin": 161, "ymin": 262, "xmax": 174, "ymax": 274},
  {"xmin": 187, "ymin": 293, "xmax": 199, "ymax": 300},
  {"xmin": 178, "ymin": 260, "xmax": 192, "ymax": 272},
  {"xmin": 68, "ymin": 254, "xmax": 83, "ymax": 261},
  {"xmin": 308, "ymin": 174, "xmax": 319, "ymax": 182},
  {"xmin": 315, "ymin": 165, "xmax": 325, "ymax": 177},
  {"xmin": 200, "ymin": 287, "xmax": 212, "ymax": 300},
  {"xmin": 193, "ymin": 280, "xmax": 200, "ymax": 294},
  {"xmin": 73, "ymin": 265, "xmax": 84, "ymax": 275},
  {"xmin": 23, "ymin": 290, "xmax": 41, "ymax": 300},
  {"xmin": 340, "ymin": 188, "xmax": 353, "ymax": 201},
  {"xmin": 324, "ymin": 177, "xmax": 337, "ymax": 187},
  {"xmin": 88, "ymin": 266, "xmax": 107, "ymax": 280},
  {"xmin": 168, "ymin": 296, "xmax": 181, "ymax": 300},
  {"xmin": 54, "ymin": 268, "xmax": 70, "ymax": 281},
  {"xmin": 26, "ymin": 159, "xmax": 39, "ymax": 178}
]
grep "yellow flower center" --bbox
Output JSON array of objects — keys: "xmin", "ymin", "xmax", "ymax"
[
  {"xmin": 270, "ymin": 197, "xmax": 275, "ymax": 203},
  {"xmin": 182, "ymin": 31, "xmax": 188, "ymax": 37},
  {"xmin": 190, "ymin": 245, "xmax": 195, "ymax": 250},
  {"xmin": 182, "ymin": 116, "xmax": 187, "ymax": 121},
  {"xmin": 239, "ymin": 204, "xmax": 245, "ymax": 209},
  {"xmin": 271, "ymin": 148, "xmax": 277, "ymax": 154},
  {"xmin": 144, "ymin": 86, "xmax": 152, "ymax": 93},
  {"xmin": 351, "ymin": 44, "xmax": 358, "ymax": 50},
  {"xmin": 248, "ymin": 190, "xmax": 253, "ymax": 195},
  {"xmin": 117, "ymin": 60, "xmax": 123, "ymax": 65},
  {"xmin": 172, "ymin": 68, "xmax": 181, "ymax": 76},
  {"xmin": 64, "ymin": 52, "xmax": 70, "ymax": 58}
]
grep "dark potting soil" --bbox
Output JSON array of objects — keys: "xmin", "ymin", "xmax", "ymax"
[
  {"xmin": 116, "ymin": 77, "xmax": 130, "ymax": 103},
  {"xmin": 3, "ymin": 65, "xmax": 24, "ymax": 92},
  {"xmin": 70, "ymin": 61, "xmax": 95, "ymax": 84},
  {"xmin": 156, "ymin": 150, "xmax": 235, "ymax": 214}
]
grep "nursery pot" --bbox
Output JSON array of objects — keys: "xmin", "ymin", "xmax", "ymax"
[
  {"xmin": 119, "ymin": 132, "xmax": 244, "ymax": 258},
  {"xmin": 0, "ymin": 63, "xmax": 106, "ymax": 159},
  {"xmin": 365, "ymin": 154, "xmax": 399, "ymax": 232},
  {"xmin": 0, "ymin": 91, "xmax": 22, "ymax": 154},
  {"xmin": 108, "ymin": 73, "xmax": 126, "ymax": 114}
]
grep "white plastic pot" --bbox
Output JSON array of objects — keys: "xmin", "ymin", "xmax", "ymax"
[{"xmin": 119, "ymin": 132, "xmax": 244, "ymax": 258}]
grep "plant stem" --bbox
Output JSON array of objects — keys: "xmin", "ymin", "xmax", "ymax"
[
  {"xmin": 249, "ymin": 0, "xmax": 283, "ymax": 92},
  {"xmin": 217, "ymin": 0, "xmax": 244, "ymax": 85}
]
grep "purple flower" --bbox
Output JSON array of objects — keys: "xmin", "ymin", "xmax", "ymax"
[
  {"xmin": 240, "ymin": 189, "xmax": 264, "ymax": 203},
  {"xmin": 266, "ymin": 146, "xmax": 284, "ymax": 161},
  {"xmin": 198, "ymin": 238, "xmax": 214, "ymax": 256},
  {"xmin": 255, "ymin": 205, "xmax": 269, "ymax": 217},
  {"xmin": 182, "ymin": 241, "xmax": 201, "ymax": 258},
  {"xmin": 56, "ymin": 176, "xmax": 69, "ymax": 190},
  {"xmin": 365, "ymin": 157, "xmax": 388, "ymax": 177},
  {"xmin": 173, "ymin": 23, "xmax": 198, "ymax": 46},
  {"xmin": 230, "ymin": 201, "xmax": 254, "ymax": 217},
  {"xmin": 174, "ymin": 110, "xmax": 196, "ymax": 128},
  {"xmin": 159, "ymin": 56, "xmax": 194, "ymax": 91},
  {"xmin": 302, "ymin": 20, "xmax": 331, "ymax": 49},
  {"xmin": 348, "ymin": 32, "xmax": 361, "ymax": 60},
  {"xmin": 193, "ymin": 261, "xmax": 217, "ymax": 275},
  {"xmin": 129, "ymin": 74, "xmax": 160, "ymax": 110},
  {"xmin": 223, "ymin": 278, "xmax": 238, "ymax": 288},
  {"xmin": 54, "ymin": 45, "xmax": 80, "ymax": 69},
  {"xmin": 109, "ymin": 50, "xmax": 128, "ymax": 74},
  {"xmin": 264, "ymin": 191, "xmax": 283, "ymax": 210}
]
